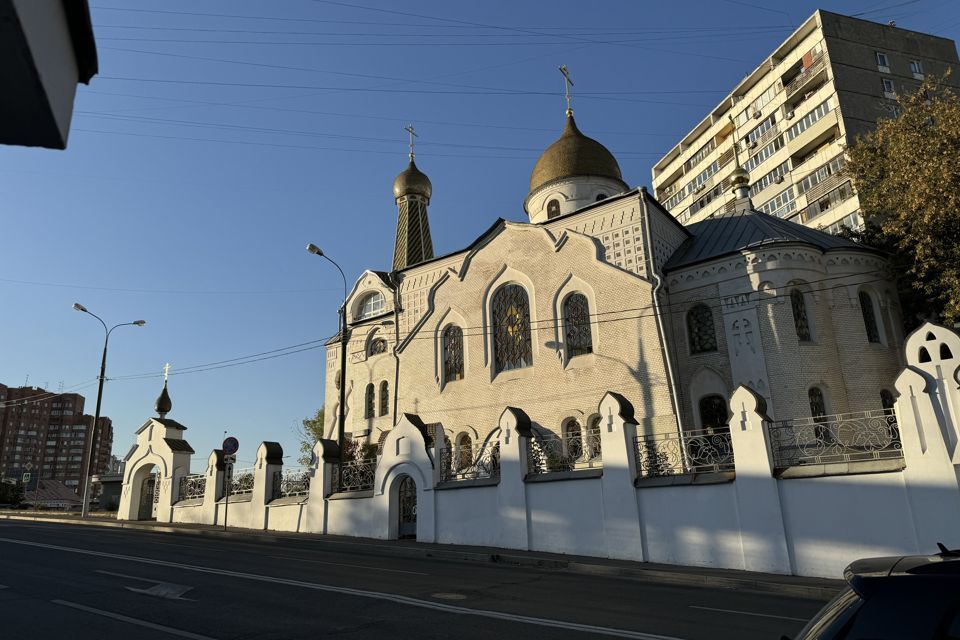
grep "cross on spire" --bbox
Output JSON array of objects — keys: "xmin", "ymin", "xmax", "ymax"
[
  {"xmin": 163, "ymin": 362, "xmax": 171, "ymax": 383},
  {"xmin": 558, "ymin": 65, "xmax": 574, "ymax": 116},
  {"xmin": 404, "ymin": 124, "xmax": 418, "ymax": 161}
]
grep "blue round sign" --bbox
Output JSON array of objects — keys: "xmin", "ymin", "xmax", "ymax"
[{"xmin": 222, "ymin": 436, "xmax": 239, "ymax": 455}]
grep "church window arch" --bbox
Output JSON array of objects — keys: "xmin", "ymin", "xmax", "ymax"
[
  {"xmin": 563, "ymin": 293, "xmax": 593, "ymax": 359},
  {"xmin": 356, "ymin": 292, "xmax": 385, "ymax": 321},
  {"xmin": 858, "ymin": 290, "xmax": 882, "ymax": 344},
  {"xmin": 442, "ymin": 325, "xmax": 464, "ymax": 382},
  {"xmin": 547, "ymin": 199, "xmax": 561, "ymax": 219},
  {"xmin": 492, "ymin": 283, "xmax": 533, "ymax": 373},
  {"xmin": 808, "ymin": 386, "xmax": 828, "ymax": 420},
  {"xmin": 454, "ymin": 432, "xmax": 473, "ymax": 469},
  {"xmin": 687, "ymin": 304, "xmax": 717, "ymax": 354},
  {"xmin": 364, "ymin": 383, "xmax": 375, "ymax": 419},
  {"xmin": 379, "ymin": 380, "xmax": 389, "ymax": 417},
  {"xmin": 790, "ymin": 288, "xmax": 812, "ymax": 341},
  {"xmin": 563, "ymin": 418, "xmax": 583, "ymax": 459}
]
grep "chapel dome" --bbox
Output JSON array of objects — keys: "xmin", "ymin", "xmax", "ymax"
[
  {"xmin": 529, "ymin": 113, "xmax": 624, "ymax": 193},
  {"xmin": 393, "ymin": 158, "xmax": 432, "ymax": 200}
]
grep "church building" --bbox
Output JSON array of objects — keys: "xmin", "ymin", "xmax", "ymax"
[{"xmin": 322, "ymin": 106, "xmax": 904, "ymax": 457}]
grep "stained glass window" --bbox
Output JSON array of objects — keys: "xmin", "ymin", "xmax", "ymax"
[
  {"xmin": 687, "ymin": 304, "xmax": 717, "ymax": 354},
  {"xmin": 563, "ymin": 293, "xmax": 593, "ymax": 359},
  {"xmin": 442, "ymin": 325, "xmax": 464, "ymax": 382},
  {"xmin": 369, "ymin": 337, "xmax": 388, "ymax": 356},
  {"xmin": 364, "ymin": 383, "xmax": 375, "ymax": 419},
  {"xmin": 859, "ymin": 291, "xmax": 881, "ymax": 343},
  {"xmin": 379, "ymin": 380, "xmax": 389, "ymax": 416},
  {"xmin": 492, "ymin": 284, "xmax": 533, "ymax": 373},
  {"xmin": 791, "ymin": 289, "xmax": 811, "ymax": 341},
  {"xmin": 809, "ymin": 387, "xmax": 827, "ymax": 419},
  {"xmin": 699, "ymin": 395, "xmax": 729, "ymax": 433}
]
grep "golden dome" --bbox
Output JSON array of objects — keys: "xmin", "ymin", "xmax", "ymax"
[
  {"xmin": 529, "ymin": 114, "xmax": 625, "ymax": 193},
  {"xmin": 729, "ymin": 165, "xmax": 750, "ymax": 187},
  {"xmin": 393, "ymin": 158, "xmax": 432, "ymax": 200}
]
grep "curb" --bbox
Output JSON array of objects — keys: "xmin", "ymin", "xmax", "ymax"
[{"xmin": 0, "ymin": 514, "xmax": 841, "ymax": 600}]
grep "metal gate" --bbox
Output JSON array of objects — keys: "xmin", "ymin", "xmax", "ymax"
[
  {"xmin": 138, "ymin": 474, "xmax": 156, "ymax": 520},
  {"xmin": 398, "ymin": 475, "xmax": 417, "ymax": 539}
]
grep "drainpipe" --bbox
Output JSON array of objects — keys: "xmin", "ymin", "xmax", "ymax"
[
  {"xmin": 390, "ymin": 273, "xmax": 402, "ymax": 421},
  {"xmin": 640, "ymin": 189, "xmax": 685, "ymax": 434}
]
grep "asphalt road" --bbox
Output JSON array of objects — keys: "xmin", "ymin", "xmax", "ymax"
[{"xmin": 0, "ymin": 520, "xmax": 827, "ymax": 639}]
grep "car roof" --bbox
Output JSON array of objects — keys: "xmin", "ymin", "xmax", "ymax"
[{"xmin": 844, "ymin": 545, "xmax": 960, "ymax": 594}]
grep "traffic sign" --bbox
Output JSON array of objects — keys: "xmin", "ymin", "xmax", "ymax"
[
  {"xmin": 23, "ymin": 462, "xmax": 33, "ymax": 471},
  {"xmin": 22, "ymin": 473, "xmax": 31, "ymax": 484},
  {"xmin": 223, "ymin": 454, "xmax": 236, "ymax": 465},
  {"xmin": 222, "ymin": 436, "xmax": 239, "ymax": 456}
]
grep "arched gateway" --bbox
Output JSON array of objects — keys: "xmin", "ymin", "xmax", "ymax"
[{"xmin": 397, "ymin": 475, "xmax": 417, "ymax": 539}]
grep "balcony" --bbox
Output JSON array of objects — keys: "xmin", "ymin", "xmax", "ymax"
[{"xmin": 784, "ymin": 54, "xmax": 826, "ymax": 100}]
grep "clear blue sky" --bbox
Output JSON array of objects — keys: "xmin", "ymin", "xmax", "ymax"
[{"xmin": 2, "ymin": 0, "xmax": 957, "ymax": 470}]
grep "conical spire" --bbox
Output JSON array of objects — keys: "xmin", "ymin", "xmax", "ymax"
[{"xmin": 391, "ymin": 125, "xmax": 434, "ymax": 270}]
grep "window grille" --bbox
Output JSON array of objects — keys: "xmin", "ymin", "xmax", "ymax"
[
  {"xmin": 492, "ymin": 284, "xmax": 533, "ymax": 373},
  {"xmin": 547, "ymin": 199, "xmax": 560, "ymax": 219},
  {"xmin": 791, "ymin": 289, "xmax": 812, "ymax": 341},
  {"xmin": 563, "ymin": 293, "xmax": 593, "ymax": 358},
  {"xmin": 859, "ymin": 291, "xmax": 881, "ymax": 343},
  {"xmin": 368, "ymin": 337, "xmax": 388, "ymax": 356},
  {"xmin": 687, "ymin": 304, "xmax": 717, "ymax": 354},
  {"xmin": 698, "ymin": 395, "xmax": 729, "ymax": 433},
  {"xmin": 442, "ymin": 325, "xmax": 464, "ymax": 382},
  {"xmin": 809, "ymin": 387, "xmax": 827, "ymax": 420}
]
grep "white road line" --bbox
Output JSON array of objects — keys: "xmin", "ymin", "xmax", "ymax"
[
  {"xmin": 267, "ymin": 554, "xmax": 429, "ymax": 576},
  {"xmin": 51, "ymin": 600, "xmax": 216, "ymax": 639},
  {"xmin": 2, "ymin": 537, "xmax": 682, "ymax": 640},
  {"xmin": 689, "ymin": 605, "xmax": 808, "ymax": 622}
]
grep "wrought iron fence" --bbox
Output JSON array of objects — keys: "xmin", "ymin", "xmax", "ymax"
[
  {"xmin": 330, "ymin": 458, "xmax": 376, "ymax": 493},
  {"xmin": 526, "ymin": 428, "xmax": 602, "ymax": 475},
  {"xmin": 273, "ymin": 467, "xmax": 311, "ymax": 499},
  {"xmin": 769, "ymin": 410, "xmax": 901, "ymax": 471},
  {"xmin": 229, "ymin": 467, "xmax": 256, "ymax": 495},
  {"xmin": 177, "ymin": 474, "xmax": 206, "ymax": 501},
  {"xmin": 440, "ymin": 442, "xmax": 500, "ymax": 482},
  {"xmin": 635, "ymin": 428, "xmax": 734, "ymax": 478}
]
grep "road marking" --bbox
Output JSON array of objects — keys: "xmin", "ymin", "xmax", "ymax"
[
  {"xmin": 689, "ymin": 605, "xmax": 808, "ymax": 622},
  {"xmin": 432, "ymin": 592, "xmax": 467, "ymax": 600},
  {"xmin": 267, "ymin": 554, "xmax": 429, "ymax": 576},
  {"xmin": 95, "ymin": 570, "xmax": 194, "ymax": 600},
  {"xmin": 3, "ymin": 537, "xmax": 682, "ymax": 640},
  {"xmin": 51, "ymin": 600, "xmax": 216, "ymax": 639}
]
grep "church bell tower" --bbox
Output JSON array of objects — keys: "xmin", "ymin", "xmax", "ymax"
[{"xmin": 391, "ymin": 126, "xmax": 434, "ymax": 271}]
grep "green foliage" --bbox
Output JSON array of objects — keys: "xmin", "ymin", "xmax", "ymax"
[
  {"xmin": 296, "ymin": 407, "xmax": 325, "ymax": 466},
  {"xmin": 0, "ymin": 482, "xmax": 23, "ymax": 506},
  {"xmin": 845, "ymin": 74, "xmax": 960, "ymax": 327}
]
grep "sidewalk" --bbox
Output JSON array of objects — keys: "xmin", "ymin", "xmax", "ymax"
[{"xmin": 0, "ymin": 512, "xmax": 843, "ymax": 600}]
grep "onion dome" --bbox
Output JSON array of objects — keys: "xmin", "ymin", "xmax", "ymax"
[
  {"xmin": 392, "ymin": 158, "xmax": 432, "ymax": 200},
  {"xmin": 529, "ymin": 113, "xmax": 625, "ymax": 193},
  {"xmin": 729, "ymin": 165, "xmax": 750, "ymax": 189},
  {"xmin": 155, "ymin": 381, "xmax": 172, "ymax": 418}
]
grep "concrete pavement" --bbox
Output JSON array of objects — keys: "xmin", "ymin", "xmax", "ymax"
[{"xmin": 0, "ymin": 519, "xmax": 830, "ymax": 639}]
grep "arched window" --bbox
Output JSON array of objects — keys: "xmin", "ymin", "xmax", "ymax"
[
  {"xmin": 880, "ymin": 389, "xmax": 895, "ymax": 415},
  {"xmin": 563, "ymin": 419, "xmax": 583, "ymax": 459},
  {"xmin": 492, "ymin": 284, "xmax": 533, "ymax": 373},
  {"xmin": 455, "ymin": 433, "xmax": 473, "ymax": 469},
  {"xmin": 442, "ymin": 325, "xmax": 464, "ymax": 382},
  {"xmin": 379, "ymin": 380, "xmax": 389, "ymax": 416},
  {"xmin": 368, "ymin": 337, "xmax": 388, "ymax": 357},
  {"xmin": 687, "ymin": 304, "xmax": 717, "ymax": 354},
  {"xmin": 357, "ymin": 292, "xmax": 385, "ymax": 321},
  {"xmin": 859, "ymin": 291, "xmax": 881, "ymax": 343},
  {"xmin": 790, "ymin": 288, "xmax": 811, "ymax": 341},
  {"xmin": 919, "ymin": 347, "xmax": 932, "ymax": 363},
  {"xmin": 364, "ymin": 383, "xmax": 375, "ymax": 419},
  {"xmin": 547, "ymin": 199, "xmax": 560, "ymax": 219},
  {"xmin": 941, "ymin": 343, "xmax": 954, "ymax": 360},
  {"xmin": 563, "ymin": 293, "xmax": 593, "ymax": 358},
  {"xmin": 698, "ymin": 395, "xmax": 729, "ymax": 433}
]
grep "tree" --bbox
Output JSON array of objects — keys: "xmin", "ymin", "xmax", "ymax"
[
  {"xmin": 295, "ymin": 407, "xmax": 325, "ymax": 466},
  {"xmin": 844, "ymin": 74, "xmax": 960, "ymax": 327}
]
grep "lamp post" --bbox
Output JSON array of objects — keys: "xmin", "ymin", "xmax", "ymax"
[
  {"xmin": 306, "ymin": 244, "xmax": 349, "ymax": 475},
  {"xmin": 73, "ymin": 303, "xmax": 145, "ymax": 517}
]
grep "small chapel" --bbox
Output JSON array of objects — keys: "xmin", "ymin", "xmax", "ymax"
[{"xmin": 322, "ymin": 102, "xmax": 904, "ymax": 457}]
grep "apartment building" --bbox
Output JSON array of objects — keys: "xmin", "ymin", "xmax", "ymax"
[
  {"xmin": 651, "ymin": 10, "xmax": 960, "ymax": 233},
  {"xmin": 0, "ymin": 384, "xmax": 112, "ymax": 493}
]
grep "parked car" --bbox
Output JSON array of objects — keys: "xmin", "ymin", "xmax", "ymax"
[{"xmin": 786, "ymin": 544, "xmax": 960, "ymax": 639}]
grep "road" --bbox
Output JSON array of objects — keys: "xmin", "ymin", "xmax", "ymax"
[{"xmin": 0, "ymin": 520, "xmax": 827, "ymax": 639}]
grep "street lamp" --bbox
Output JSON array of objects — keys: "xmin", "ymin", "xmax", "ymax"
[
  {"xmin": 73, "ymin": 303, "xmax": 145, "ymax": 517},
  {"xmin": 306, "ymin": 244, "xmax": 348, "ymax": 473}
]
